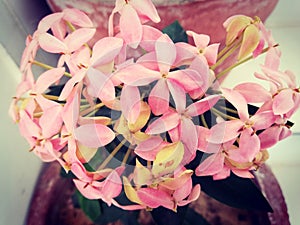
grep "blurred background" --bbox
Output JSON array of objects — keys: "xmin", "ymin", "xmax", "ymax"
[{"xmin": 0, "ymin": 0, "xmax": 299, "ymax": 224}]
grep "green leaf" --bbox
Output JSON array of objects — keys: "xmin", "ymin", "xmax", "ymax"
[
  {"xmin": 151, "ymin": 205, "xmax": 188, "ymax": 225},
  {"xmin": 183, "ymin": 208, "xmax": 211, "ymax": 225},
  {"xmin": 162, "ymin": 20, "xmax": 188, "ymax": 43},
  {"xmin": 193, "ymin": 173, "xmax": 273, "ymax": 212},
  {"xmin": 75, "ymin": 190, "xmax": 102, "ymax": 221}
]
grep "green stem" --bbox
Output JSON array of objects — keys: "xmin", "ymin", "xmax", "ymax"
[
  {"xmin": 31, "ymin": 60, "xmax": 72, "ymax": 78},
  {"xmin": 214, "ymin": 44, "xmax": 279, "ymax": 81},
  {"xmin": 121, "ymin": 147, "xmax": 132, "ymax": 166},
  {"xmin": 98, "ymin": 139, "xmax": 127, "ymax": 170},
  {"xmin": 80, "ymin": 102, "xmax": 104, "ymax": 116},
  {"xmin": 211, "ymin": 107, "xmax": 238, "ymax": 120},
  {"xmin": 211, "ymin": 39, "xmax": 242, "ymax": 70},
  {"xmin": 200, "ymin": 114, "xmax": 209, "ymax": 128}
]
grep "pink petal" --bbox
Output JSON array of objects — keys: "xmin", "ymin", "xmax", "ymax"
[
  {"xmin": 251, "ymin": 110, "xmax": 275, "ymax": 130},
  {"xmin": 233, "ymin": 82, "xmax": 271, "ymax": 103},
  {"xmin": 259, "ymin": 125, "xmax": 292, "ymax": 149},
  {"xmin": 40, "ymin": 105, "xmax": 63, "ymax": 138},
  {"xmin": 34, "ymin": 67, "xmax": 65, "ymax": 94},
  {"xmin": 91, "ymin": 37, "xmax": 123, "ymax": 67},
  {"xmin": 180, "ymin": 118, "xmax": 198, "ymax": 163},
  {"xmin": 135, "ymin": 136, "xmax": 164, "ymax": 161},
  {"xmin": 120, "ymin": 4, "xmax": 142, "ymax": 49},
  {"xmin": 71, "ymin": 162, "xmax": 91, "ymax": 182},
  {"xmin": 39, "ymin": 33, "xmax": 67, "ymax": 53},
  {"xmin": 222, "ymin": 88, "xmax": 249, "ymax": 121},
  {"xmin": 101, "ymin": 171, "xmax": 123, "ymax": 205},
  {"xmin": 137, "ymin": 188, "xmax": 174, "ymax": 210},
  {"xmin": 131, "ymin": 0, "xmax": 161, "ymax": 23},
  {"xmin": 18, "ymin": 110, "xmax": 40, "ymax": 140},
  {"xmin": 136, "ymin": 51, "xmax": 159, "ymax": 71},
  {"xmin": 207, "ymin": 120, "xmax": 243, "ymax": 144},
  {"xmin": 74, "ymin": 124, "xmax": 115, "ymax": 148},
  {"xmin": 177, "ymin": 184, "xmax": 201, "ymax": 206},
  {"xmin": 204, "ymin": 43, "xmax": 220, "ymax": 65},
  {"xmin": 186, "ymin": 95, "xmax": 220, "ymax": 117},
  {"xmin": 238, "ymin": 129, "xmax": 260, "ymax": 162},
  {"xmin": 187, "ymin": 31, "xmax": 210, "ymax": 49},
  {"xmin": 59, "ymin": 69, "xmax": 86, "ymax": 101},
  {"xmin": 51, "ymin": 19, "xmax": 67, "ymax": 40},
  {"xmin": 62, "ymin": 86, "xmax": 80, "ymax": 132},
  {"xmin": 213, "ymin": 166, "xmax": 231, "ymax": 180},
  {"xmin": 195, "ymin": 152, "xmax": 224, "ymax": 176},
  {"xmin": 232, "ymin": 169, "xmax": 254, "ymax": 179},
  {"xmin": 149, "ymin": 79, "xmax": 170, "ymax": 115},
  {"xmin": 140, "ymin": 25, "xmax": 163, "ymax": 52},
  {"xmin": 173, "ymin": 178, "xmax": 192, "ymax": 202},
  {"xmin": 187, "ymin": 57, "xmax": 210, "ymax": 98},
  {"xmin": 155, "ymin": 34, "xmax": 176, "ymax": 74},
  {"xmin": 37, "ymin": 12, "xmax": 63, "ymax": 32},
  {"xmin": 86, "ymin": 68, "xmax": 115, "ymax": 102},
  {"xmin": 238, "ymin": 24, "xmax": 260, "ymax": 60},
  {"xmin": 168, "ymin": 69, "xmax": 204, "ymax": 93},
  {"xmin": 63, "ymin": 8, "xmax": 94, "ymax": 27},
  {"xmin": 264, "ymin": 46, "xmax": 281, "ymax": 70},
  {"xmin": 73, "ymin": 179, "xmax": 102, "ymax": 200},
  {"xmin": 64, "ymin": 28, "xmax": 96, "ymax": 52},
  {"xmin": 197, "ymin": 126, "xmax": 221, "ymax": 154},
  {"xmin": 116, "ymin": 64, "xmax": 161, "ymax": 86},
  {"xmin": 120, "ymin": 85, "xmax": 141, "ymax": 124},
  {"xmin": 167, "ymin": 79, "xmax": 186, "ymax": 113},
  {"xmin": 146, "ymin": 111, "xmax": 180, "ymax": 135},
  {"xmin": 273, "ymin": 89, "xmax": 295, "ymax": 115}
]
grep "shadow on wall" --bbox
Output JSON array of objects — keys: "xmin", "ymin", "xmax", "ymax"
[{"xmin": 0, "ymin": 0, "xmax": 52, "ymax": 65}]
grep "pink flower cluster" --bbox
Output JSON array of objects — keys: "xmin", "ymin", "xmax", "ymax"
[{"xmin": 10, "ymin": 0, "xmax": 299, "ymax": 211}]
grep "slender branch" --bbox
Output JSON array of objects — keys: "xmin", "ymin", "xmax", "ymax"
[
  {"xmin": 200, "ymin": 114, "xmax": 209, "ymax": 128},
  {"xmin": 98, "ymin": 139, "xmax": 127, "ymax": 170},
  {"xmin": 121, "ymin": 147, "xmax": 132, "ymax": 166},
  {"xmin": 211, "ymin": 39, "xmax": 242, "ymax": 70},
  {"xmin": 80, "ymin": 102, "xmax": 104, "ymax": 116},
  {"xmin": 214, "ymin": 44, "xmax": 279, "ymax": 81},
  {"xmin": 31, "ymin": 60, "xmax": 72, "ymax": 78},
  {"xmin": 211, "ymin": 107, "xmax": 238, "ymax": 120}
]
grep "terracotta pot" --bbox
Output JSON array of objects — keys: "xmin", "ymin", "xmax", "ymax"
[
  {"xmin": 46, "ymin": 0, "xmax": 278, "ymax": 44},
  {"xmin": 25, "ymin": 162, "xmax": 289, "ymax": 225}
]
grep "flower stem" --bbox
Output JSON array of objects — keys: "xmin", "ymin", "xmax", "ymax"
[
  {"xmin": 121, "ymin": 147, "xmax": 132, "ymax": 166},
  {"xmin": 31, "ymin": 60, "xmax": 72, "ymax": 78},
  {"xmin": 214, "ymin": 44, "xmax": 279, "ymax": 81},
  {"xmin": 211, "ymin": 107, "xmax": 238, "ymax": 120},
  {"xmin": 200, "ymin": 114, "xmax": 209, "ymax": 128},
  {"xmin": 98, "ymin": 139, "xmax": 127, "ymax": 170},
  {"xmin": 211, "ymin": 39, "xmax": 242, "ymax": 70},
  {"xmin": 80, "ymin": 102, "xmax": 104, "ymax": 116}
]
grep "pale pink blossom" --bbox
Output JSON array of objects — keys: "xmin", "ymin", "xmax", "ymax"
[{"xmin": 109, "ymin": 0, "xmax": 160, "ymax": 48}]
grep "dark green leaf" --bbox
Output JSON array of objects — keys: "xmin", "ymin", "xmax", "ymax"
[
  {"xmin": 151, "ymin": 205, "xmax": 188, "ymax": 225},
  {"xmin": 193, "ymin": 173, "xmax": 273, "ymax": 212},
  {"xmin": 162, "ymin": 20, "xmax": 188, "ymax": 43},
  {"xmin": 75, "ymin": 190, "xmax": 102, "ymax": 221},
  {"xmin": 183, "ymin": 208, "xmax": 211, "ymax": 225}
]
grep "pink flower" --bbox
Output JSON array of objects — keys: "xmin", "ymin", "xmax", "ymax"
[
  {"xmin": 116, "ymin": 34, "xmax": 208, "ymax": 115},
  {"xmin": 18, "ymin": 95, "xmax": 65, "ymax": 162},
  {"xmin": 109, "ymin": 0, "xmax": 160, "ymax": 48},
  {"xmin": 73, "ymin": 163, "xmax": 125, "ymax": 206},
  {"xmin": 208, "ymin": 88, "xmax": 275, "ymax": 162},
  {"xmin": 146, "ymin": 95, "xmax": 220, "ymax": 163},
  {"xmin": 176, "ymin": 31, "xmax": 220, "ymax": 66}
]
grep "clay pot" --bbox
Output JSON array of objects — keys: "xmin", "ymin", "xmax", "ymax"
[
  {"xmin": 25, "ymin": 162, "xmax": 289, "ymax": 225},
  {"xmin": 46, "ymin": 0, "xmax": 278, "ymax": 44}
]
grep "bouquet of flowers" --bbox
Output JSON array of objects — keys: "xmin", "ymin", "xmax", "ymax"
[{"xmin": 10, "ymin": 0, "xmax": 299, "ymax": 224}]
